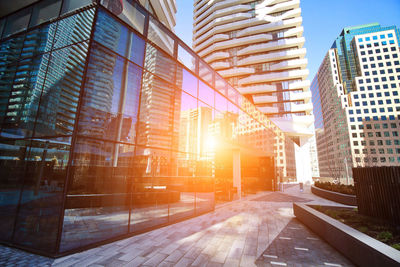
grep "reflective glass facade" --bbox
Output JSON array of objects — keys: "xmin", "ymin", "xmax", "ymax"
[{"xmin": 0, "ymin": 0, "xmax": 295, "ymax": 256}]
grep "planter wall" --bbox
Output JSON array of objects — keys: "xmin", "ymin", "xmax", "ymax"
[
  {"xmin": 311, "ymin": 185, "xmax": 357, "ymax": 206},
  {"xmin": 294, "ymin": 203, "xmax": 400, "ymax": 267}
]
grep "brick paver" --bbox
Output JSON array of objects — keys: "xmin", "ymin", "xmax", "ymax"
[{"xmin": 0, "ymin": 184, "xmax": 354, "ymax": 266}]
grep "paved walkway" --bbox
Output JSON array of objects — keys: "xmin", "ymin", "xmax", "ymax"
[{"xmin": 0, "ymin": 185, "xmax": 354, "ymax": 267}]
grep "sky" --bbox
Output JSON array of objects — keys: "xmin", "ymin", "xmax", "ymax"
[{"xmin": 174, "ymin": 0, "xmax": 400, "ymax": 81}]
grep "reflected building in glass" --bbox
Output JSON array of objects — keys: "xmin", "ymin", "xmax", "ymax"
[{"xmin": 0, "ymin": 0, "xmax": 296, "ymax": 256}]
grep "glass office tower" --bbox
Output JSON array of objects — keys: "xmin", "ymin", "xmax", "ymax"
[
  {"xmin": 311, "ymin": 23, "xmax": 400, "ymax": 181},
  {"xmin": 0, "ymin": 0, "xmax": 294, "ymax": 256}
]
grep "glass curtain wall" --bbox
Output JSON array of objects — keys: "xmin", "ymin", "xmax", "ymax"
[
  {"xmin": 0, "ymin": 0, "xmax": 95, "ymax": 254},
  {"xmin": 0, "ymin": 0, "xmax": 294, "ymax": 255}
]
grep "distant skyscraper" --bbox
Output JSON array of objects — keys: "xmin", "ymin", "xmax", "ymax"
[
  {"xmin": 192, "ymin": 0, "xmax": 314, "ymax": 182},
  {"xmin": 311, "ymin": 23, "xmax": 400, "ymax": 180}
]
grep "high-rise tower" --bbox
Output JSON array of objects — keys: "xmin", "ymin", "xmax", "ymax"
[
  {"xmin": 192, "ymin": 0, "xmax": 314, "ymax": 182},
  {"xmin": 311, "ymin": 23, "xmax": 400, "ymax": 181}
]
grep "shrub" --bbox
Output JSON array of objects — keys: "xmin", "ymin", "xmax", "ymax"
[
  {"xmin": 376, "ymin": 231, "xmax": 393, "ymax": 242},
  {"xmin": 357, "ymin": 226, "xmax": 368, "ymax": 233},
  {"xmin": 391, "ymin": 243, "xmax": 400, "ymax": 251},
  {"xmin": 326, "ymin": 209, "xmax": 339, "ymax": 219},
  {"xmin": 314, "ymin": 181, "xmax": 355, "ymax": 195}
]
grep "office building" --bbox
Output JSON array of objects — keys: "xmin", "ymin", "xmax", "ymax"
[
  {"xmin": 311, "ymin": 23, "xmax": 400, "ymax": 180},
  {"xmin": 0, "ymin": 0, "xmax": 295, "ymax": 256},
  {"xmin": 192, "ymin": 0, "xmax": 315, "ymax": 182}
]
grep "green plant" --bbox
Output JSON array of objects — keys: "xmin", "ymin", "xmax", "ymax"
[
  {"xmin": 314, "ymin": 181, "xmax": 355, "ymax": 195},
  {"xmin": 326, "ymin": 209, "xmax": 339, "ymax": 219},
  {"xmin": 376, "ymin": 231, "xmax": 393, "ymax": 242},
  {"xmin": 391, "ymin": 243, "xmax": 400, "ymax": 251},
  {"xmin": 357, "ymin": 226, "xmax": 368, "ymax": 233}
]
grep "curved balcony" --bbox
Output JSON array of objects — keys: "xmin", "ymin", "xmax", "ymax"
[
  {"xmin": 196, "ymin": 13, "xmax": 252, "ymax": 37},
  {"xmin": 194, "ymin": 17, "xmax": 267, "ymax": 45},
  {"xmin": 198, "ymin": 33, "xmax": 272, "ymax": 57},
  {"xmin": 252, "ymin": 95, "xmax": 278, "ymax": 104},
  {"xmin": 292, "ymin": 114, "xmax": 314, "ymax": 126},
  {"xmin": 194, "ymin": 4, "xmax": 251, "ymax": 32},
  {"xmin": 236, "ymin": 17, "xmax": 302, "ymax": 37},
  {"xmin": 270, "ymin": 116, "xmax": 315, "ymax": 137},
  {"xmin": 283, "ymin": 26, "xmax": 304, "ymax": 38},
  {"xmin": 290, "ymin": 102, "xmax": 313, "ymax": 113},
  {"xmin": 257, "ymin": 106, "xmax": 279, "ymax": 114},
  {"xmin": 270, "ymin": 58, "xmax": 308, "ymax": 71},
  {"xmin": 210, "ymin": 61, "xmax": 230, "ymax": 70},
  {"xmin": 149, "ymin": 0, "xmax": 176, "ymax": 30},
  {"xmin": 237, "ymin": 84, "xmax": 277, "ymax": 94},
  {"xmin": 204, "ymin": 51, "xmax": 230, "ymax": 62},
  {"xmin": 256, "ymin": 0, "xmax": 300, "ymax": 18},
  {"xmin": 288, "ymin": 80, "xmax": 310, "ymax": 91},
  {"xmin": 289, "ymin": 90, "xmax": 311, "ymax": 102},
  {"xmin": 237, "ymin": 37, "xmax": 305, "ymax": 56},
  {"xmin": 238, "ymin": 69, "xmax": 309, "ymax": 85},
  {"xmin": 194, "ymin": 34, "xmax": 229, "ymax": 52},
  {"xmin": 194, "ymin": 0, "xmax": 253, "ymax": 21},
  {"xmin": 256, "ymin": 0, "xmax": 295, "ymax": 9},
  {"xmin": 218, "ymin": 67, "xmax": 255, "ymax": 77},
  {"xmin": 256, "ymin": 8, "xmax": 301, "ymax": 25},
  {"xmin": 237, "ymin": 48, "xmax": 306, "ymax": 66}
]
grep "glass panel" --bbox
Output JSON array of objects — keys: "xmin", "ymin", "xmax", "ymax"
[
  {"xmin": 34, "ymin": 42, "xmax": 89, "ymax": 137},
  {"xmin": 196, "ymin": 177, "xmax": 214, "ymax": 214},
  {"xmin": 13, "ymin": 137, "xmax": 70, "ymax": 252},
  {"xmin": 94, "ymin": 10, "xmax": 145, "ymax": 66},
  {"xmin": 54, "ymin": 8, "xmax": 95, "ymax": 49},
  {"xmin": 94, "ymin": 10, "xmax": 130, "ymax": 57},
  {"xmin": 130, "ymin": 147, "xmax": 170, "ymax": 232},
  {"xmin": 173, "ymin": 91, "xmax": 198, "ymax": 153},
  {"xmin": 61, "ymin": 0, "xmax": 93, "ymax": 16},
  {"xmin": 137, "ymin": 71, "xmax": 175, "ymax": 149},
  {"xmin": 215, "ymin": 92, "xmax": 227, "ymax": 113},
  {"xmin": 197, "ymin": 100, "xmax": 213, "ymax": 158},
  {"xmin": 198, "ymin": 80, "xmax": 214, "ymax": 107},
  {"xmin": 1, "ymin": 53, "xmax": 50, "ymax": 139},
  {"xmin": 148, "ymin": 17, "xmax": 174, "ymax": 55},
  {"xmin": 100, "ymin": 0, "xmax": 145, "ymax": 35},
  {"xmin": 144, "ymin": 43, "xmax": 176, "ymax": 81},
  {"xmin": 199, "ymin": 61, "xmax": 213, "ymax": 86},
  {"xmin": 177, "ymin": 68, "xmax": 197, "ymax": 97},
  {"xmin": 3, "ymin": 7, "xmax": 31, "ymax": 38},
  {"xmin": 0, "ymin": 18, "xmax": 6, "ymax": 38},
  {"xmin": 130, "ymin": 33, "xmax": 145, "ymax": 66},
  {"xmin": 0, "ymin": 35, "xmax": 25, "ymax": 130},
  {"xmin": 169, "ymin": 176, "xmax": 195, "ymax": 222},
  {"xmin": 178, "ymin": 45, "xmax": 196, "ymax": 73},
  {"xmin": 29, "ymin": 0, "xmax": 62, "ymax": 28},
  {"xmin": 22, "ymin": 24, "xmax": 56, "ymax": 57},
  {"xmin": 60, "ymin": 138, "xmax": 131, "ymax": 252},
  {"xmin": 0, "ymin": 139, "xmax": 30, "ymax": 242},
  {"xmin": 215, "ymin": 75, "xmax": 227, "ymax": 96},
  {"xmin": 120, "ymin": 62, "xmax": 142, "ymax": 143},
  {"xmin": 78, "ymin": 44, "xmax": 125, "ymax": 141},
  {"xmin": 228, "ymin": 87, "xmax": 239, "ymax": 107}
]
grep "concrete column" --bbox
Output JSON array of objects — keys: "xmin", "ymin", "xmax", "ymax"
[
  {"xmin": 295, "ymin": 136, "xmax": 312, "ymax": 184},
  {"xmin": 233, "ymin": 150, "xmax": 241, "ymax": 199}
]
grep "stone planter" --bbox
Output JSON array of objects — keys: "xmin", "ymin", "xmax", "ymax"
[
  {"xmin": 311, "ymin": 185, "xmax": 357, "ymax": 206},
  {"xmin": 294, "ymin": 203, "xmax": 400, "ymax": 267}
]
